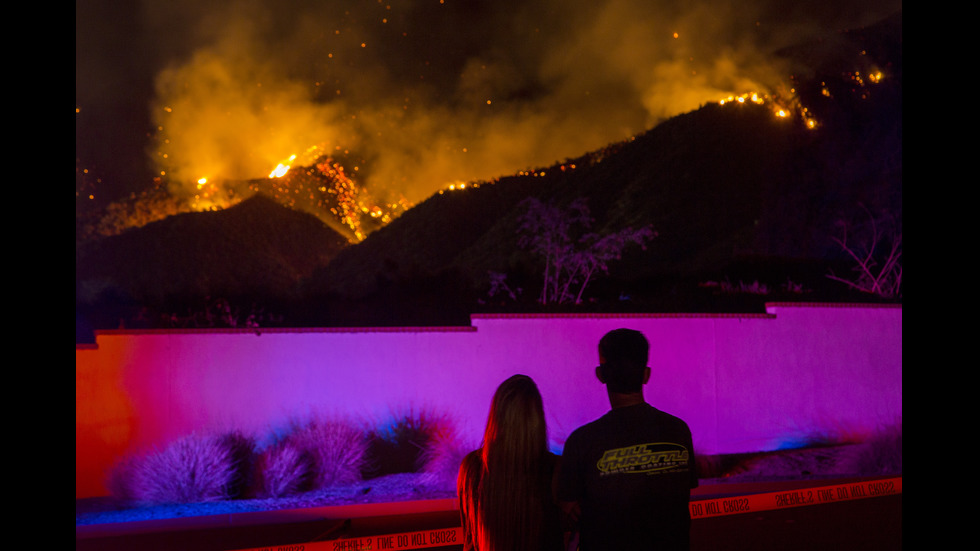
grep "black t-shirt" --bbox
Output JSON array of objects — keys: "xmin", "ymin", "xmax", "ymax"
[{"xmin": 557, "ymin": 403, "xmax": 698, "ymax": 551}]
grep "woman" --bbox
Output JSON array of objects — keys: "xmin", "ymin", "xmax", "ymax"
[{"xmin": 457, "ymin": 374, "xmax": 563, "ymax": 551}]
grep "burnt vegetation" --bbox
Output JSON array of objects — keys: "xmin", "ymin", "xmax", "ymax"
[{"xmin": 76, "ymin": 12, "xmax": 901, "ymax": 338}]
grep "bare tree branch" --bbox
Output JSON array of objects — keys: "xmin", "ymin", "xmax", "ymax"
[
  {"xmin": 517, "ymin": 198, "xmax": 655, "ymax": 304},
  {"xmin": 826, "ymin": 206, "xmax": 902, "ymax": 298}
]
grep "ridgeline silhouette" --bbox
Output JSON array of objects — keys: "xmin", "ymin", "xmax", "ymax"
[{"xmin": 76, "ymin": 12, "xmax": 901, "ymax": 335}]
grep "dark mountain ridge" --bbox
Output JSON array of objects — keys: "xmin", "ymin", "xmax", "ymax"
[
  {"xmin": 77, "ymin": 194, "xmax": 349, "ymax": 329},
  {"xmin": 306, "ymin": 12, "xmax": 900, "ymax": 322}
]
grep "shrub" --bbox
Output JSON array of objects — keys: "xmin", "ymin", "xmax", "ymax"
[
  {"xmin": 253, "ymin": 439, "xmax": 315, "ymax": 498},
  {"xmin": 288, "ymin": 417, "xmax": 369, "ymax": 489},
  {"xmin": 221, "ymin": 431, "xmax": 257, "ymax": 498},
  {"xmin": 840, "ymin": 419, "xmax": 902, "ymax": 476},
  {"xmin": 365, "ymin": 409, "xmax": 454, "ymax": 477},
  {"xmin": 695, "ymin": 451, "xmax": 725, "ymax": 479},
  {"xmin": 419, "ymin": 423, "xmax": 471, "ymax": 492},
  {"xmin": 108, "ymin": 432, "xmax": 255, "ymax": 504},
  {"xmin": 744, "ymin": 447, "xmax": 843, "ymax": 479}
]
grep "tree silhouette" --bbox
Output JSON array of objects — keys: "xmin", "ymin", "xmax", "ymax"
[
  {"xmin": 826, "ymin": 206, "xmax": 902, "ymax": 298},
  {"xmin": 517, "ymin": 198, "xmax": 655, "ymax": 304}
]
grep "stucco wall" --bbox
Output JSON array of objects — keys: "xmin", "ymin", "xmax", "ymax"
[{"xmin": 76, "ymin": 303, "xmax": 902, "ymax": 498}]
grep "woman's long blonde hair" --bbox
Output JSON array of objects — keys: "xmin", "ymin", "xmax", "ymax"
[{"xmin": 474, "ymin": 374, "xmax": 552, "ymax": 551}]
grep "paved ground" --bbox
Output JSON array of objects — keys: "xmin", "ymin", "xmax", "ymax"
[
  {"xmin": 691, "ymin": 493, "xmax": 902, "ymax": 550},
  {"xmin": 76, "ymin": 478, "xmax": 902, "ymax": 551}
]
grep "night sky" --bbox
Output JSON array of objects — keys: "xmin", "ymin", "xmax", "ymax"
[{"xmin": 76, "ymin": 0, "xmax": 900, "ymax": 212}]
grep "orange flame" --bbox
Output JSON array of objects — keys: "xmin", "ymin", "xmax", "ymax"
[
  {"xmin": 269, "ymin": 155, "xmax": 297, "ymax": 178},
  {"xmin": 717, "ymin": 90, "xmax": 818, "ymax": 130}
]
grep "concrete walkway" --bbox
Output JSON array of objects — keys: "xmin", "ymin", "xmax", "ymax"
[{"xmin": 76, "ymin": 478, "xmax": 902, "ymax": 551}]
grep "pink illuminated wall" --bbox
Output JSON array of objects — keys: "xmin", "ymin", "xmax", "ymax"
[{"xmin": 75, "ymin": 303, "xmax": 902, "ymax": 498}]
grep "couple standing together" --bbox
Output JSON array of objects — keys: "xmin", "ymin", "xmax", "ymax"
[{"xmin": 457, "ymin": 328, "xmax": 699, "ymax": 551}]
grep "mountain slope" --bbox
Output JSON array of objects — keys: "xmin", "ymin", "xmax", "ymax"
[
  {"xmin": 77, "ymin": 194, "xmax": 349, "ymax": 326},
  {"xmin": 310, "ymin": 12, "xmax": 901, "ymax": 316},
  {"xmin": 77, "ymin": 12, "xmax": 901, "ymax": 331}
]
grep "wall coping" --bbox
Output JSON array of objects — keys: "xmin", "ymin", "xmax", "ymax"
[
  {"xmin": 90, "ymin": 325, "xmax": 478, "ymax": 337},
  {"xmin": 764, "ymin": 302, "xmax": 902, "ymax": 309},
  {"xmin": 77, "ymin": 302, "xmax": 900, "ymax": 350},
  {"xmin": 471, "ymin": 312, "xmax": 776, "ymax": 319}
]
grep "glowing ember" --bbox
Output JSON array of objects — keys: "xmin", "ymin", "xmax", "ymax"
[
  {"xmin": 240, "ymin": 154, "xmax": 412, "ymax": 241},
  {"xmin": 718, "ymin": 93, "xmax": 765, "ymax": 106},
  {"xmin": 189, "ymin": 178, "xmax": 228, "ymax": 211},
  {"xmin": 717, "ymin": 90, "xmax": 818, "ymax": 130}
]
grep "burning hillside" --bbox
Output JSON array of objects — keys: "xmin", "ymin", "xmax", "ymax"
[
  {"xmin": 195, "ymin": 152, "xmax": 412, "ymax": 241},
  {"xmin": 77, "ymin": 1, "xmax": 901, "ymax": 242},
  {"xmin": 81, "ymin": 69, "xmax": 869, "ymax": 244}
]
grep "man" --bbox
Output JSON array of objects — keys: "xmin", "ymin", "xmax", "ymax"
[{"xmin": 557, "ymin": 328, "xmax": 698, "ymax": 550}]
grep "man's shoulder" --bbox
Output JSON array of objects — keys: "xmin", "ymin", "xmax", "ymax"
[
  {"xmin": 564, "ymin": 406, "xmax": 638, "ymax": 446},
  {"xmin": 568, "ymin": 405, "xmax": 691, "ymax": 442},
  {"xmin": 646, "ymin": 405, "xmax": 693, "ymax": 430},
  {"xmin": 565, "ymin": 414, "xmax": 608, "ymax": 442},
  {"xmin": 565, "ymin": 403, "xmax": 693, "ymax": 439},
  {"xmin": 607, "ymin": 402, "xmax": 691, "ymax": 425}
]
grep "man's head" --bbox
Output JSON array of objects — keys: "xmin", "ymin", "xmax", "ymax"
[{"xmin": 597, "ymin": 328, "xmax": 650, "ymax": 394}]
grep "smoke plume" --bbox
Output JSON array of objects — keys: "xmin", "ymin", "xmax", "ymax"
[{"xmin": 112, "ymin": 0, "xmax": 900, "ymax": 215}]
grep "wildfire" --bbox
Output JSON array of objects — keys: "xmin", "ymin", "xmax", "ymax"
[
  {"xmin": 189, "ymin": 178, "xmax": 231, "ymax": 211},
  {"xmin": 718, "ymin": 92, "xmax": 765, "ymax": 106},
  {"xmin": 717, "ymin": 90, "xmax": 818, "ymax": 130},
  {"xmin": 847, "ymin": 69, "xmax": 885, "ymax": 100},
  {"xmin": 244, "ymin": 153, "xmax": 412, "ymax": 241},
  {"xmin": 444, "ymin": 180, "xmax": 471, "ymax": 191},
  {"xmin": 439, "ymin": 180, "xmax": 480, "ymax": 195},
  {"xmin": 139, "ymin": 140, "xmax": 413, "ymax": 241},
  {"xmin": 848, "ymin": 70, "xmax": 884, "ymax": 87},
  {"xmin": 142, "ymin": 60, "xmax": 889, "ymax": 243},
  {"xmin": 269, "ymin": 155, "xmax": 297, "ymax": 178}
]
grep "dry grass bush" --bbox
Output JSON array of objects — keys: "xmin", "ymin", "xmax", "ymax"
[
  {"xmin": 740, "ymin": 447, "xmax": 847, "ymax": 479},
  {"xmin": 418, "ymin": 421, "xmax": 471, "ymax": 492},
  {"xmin": 286, "ymin": 417, "xmax": 370, "ymax": 489},
  {"xmin": 253, "ymin": 416, "xmax": 371, "ymax": 498},
  {"xmin": 839, "ymin": 419, "xmax": 902, "ymax": 476},
  {"xmin": 695, "ymin": 450, "xmax": 741, "ymax": 479},
  {"xmin": 108, "ymin": 432, "xmax": 255, "ymax": 505},
  {"xmin": 222, "ymin": 431, "xmax": 256, "ymax": 498},
  {"xmin": 253, "ymin": 439, "xmax": 315, "ymax": 498},
  {"xmin": 365, "ymin": 409, "xmax": 454, "ymax": 478},
  {"xmin": 699, "ymin": 419, "xmax": 903, "ymax": 481}
]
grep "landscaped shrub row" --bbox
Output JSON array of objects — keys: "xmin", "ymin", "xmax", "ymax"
[
  {"xmin": 108, "ymin": 415, "xmax": 902, "ymax": 505},
  {"xmin": 108, "ymin": 411, "xmax": 466, "ymax": 505}
]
